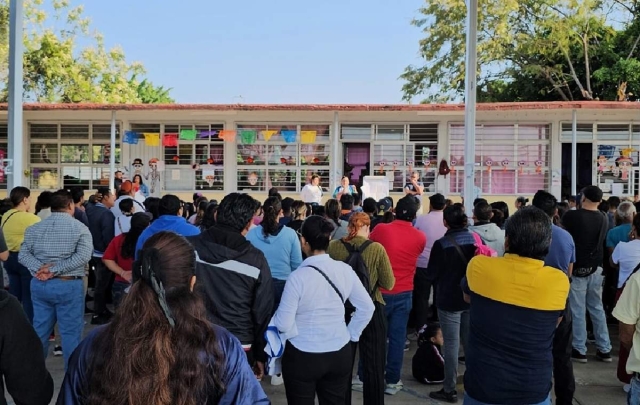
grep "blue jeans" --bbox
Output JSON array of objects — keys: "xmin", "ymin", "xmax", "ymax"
[
  {"xmin": 31, "ymin": 278, "xmax": 85, "ymax": 370},
  {"xmin": 570, "ymin": 268, "xmax": 612, "ymax": 355},
  {"xmin": 6, "ymin": 251, "xmax": 34, "ymax": 323},
  {"xmin": 382, "ymin": 291, "xmax": 412, "ymax": 384},
  {"xmin": 112, "ymin": 281, "xmax": 130, "ymax": 309},
  {"xmin": 629, "ymin": 375, "xmax": 640, "ymax": 405},
  {"xmin": 464, "ymin": 392, "xmax": 551, "ymax": 405},
  {"xmin": 439, "ymin": 309, "xmax": 470, "ymax": 393}
]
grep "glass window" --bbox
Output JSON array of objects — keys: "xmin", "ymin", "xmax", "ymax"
[
  {"xmin": 28, "ymin": 123, "xmax": 123, "ymax": 190},
  {"xmin": 449, "ymin": 124, "xmax": 550, "ymax": 195},
  {"xmin": 236, "ymin": 123, "xmax": 331, "ymax": 192},
  {"xmin": 61, "ymin": 145, "xmax": 90, "ymax": 164},
  {"xmin": 375, "ymin": 125, "xmax": 405, "ymax": 141},
  {"xmin": 560, "ymin": 123, "xmax": 594, "ymax": 141},
  {"xmin": 341, "ymin": 124, "xmax": 372, "ymax": 140},
  {"xmin": 597, "ymin": 124, "xmax": 630, "ymax": 141}
]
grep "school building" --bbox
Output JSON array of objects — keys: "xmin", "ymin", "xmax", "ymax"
[{"xmin": 1, "ymin": 101, "xmax": 639, "ymax": 203}]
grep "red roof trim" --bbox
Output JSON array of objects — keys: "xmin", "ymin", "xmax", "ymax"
[{"xmin": 0, "ymin": 101, "xmax": 637, "ymax": 112}]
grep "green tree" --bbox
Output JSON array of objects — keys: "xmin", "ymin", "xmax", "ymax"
[
  {"xmin": 0, "ymin": 0, "xmax": 173, "ymax": 103},
  {"xmin": 402, "ymin": 0, "xmax": 632, "ymax": 102}
]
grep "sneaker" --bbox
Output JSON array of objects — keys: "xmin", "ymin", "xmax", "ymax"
[
  {"xmin": 384, "ymin": 381, "xmax": 403, "ymax": 395},
  {"xmin": 624, "ymin": 384, "xmax": 631, "ymax": 393},
  {"xmin": 270, "ymin": 374, "xmax": 283, "ymax": 386},
  {"xmin": 571, "ymin": 349, "xmax": 587, "ymax": 363},
  {"xmin": 429, "ymin": 388, "xmax": 458, "ymax": 403},
  {"xmin": 91, "ymin": 312, "xmax": 112, "ymax": 325},
  {"xmin": 404, "ymin": 339, "xmax": 410, "ymax": 352},
  {"xmin": 351, "ymin": 376, "xmax": 364, "ymax": 392},
  {"xmin": 596, "ymin": 350, "xmax": 613, "ymax": 363},
  {"xmin": 48, "ymin": 334, "xmax": 55, "ymax": 342},
  {"xmin": 53, "ymin": 346, "xmax": 63, "ymax": 356},
  {"xmin": 458, "ymin": 356, "xmax": 466, "ymax": 365}
]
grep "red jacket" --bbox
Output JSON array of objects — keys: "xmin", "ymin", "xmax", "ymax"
[{"xmin": 370, "ymin": 220, "xmax": 426, "ymax": 294}]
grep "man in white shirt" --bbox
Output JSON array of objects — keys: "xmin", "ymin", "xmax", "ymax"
[
  {"xmin": 613, "ymin": 272, "xmax": 640, "ymax": 402},
  {"xmin": 413, "ymin": 193, "xmax": 447, "ymax": 329}
]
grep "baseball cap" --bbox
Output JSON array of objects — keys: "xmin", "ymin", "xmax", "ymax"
[
  {"xmin": 377, "ymin": 198, "xmax": 392, "ymax": 216},
  {"xmin": 120, "ymin": 180, "xmax": 133, "ymax": 193},
  {"xmin": 395, "ymin": 195, "xmax": 419, "ymax": 221},
  {"xmin": 429, "ymin": 193, "xmax": 446, "ymax": 206}
]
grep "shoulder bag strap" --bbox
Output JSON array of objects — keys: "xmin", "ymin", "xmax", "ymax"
[
  {"xmin": 308, "ymin": 265, "xmax": 344, "ymax": 303},
  {"xmin": 446, "ymin": 235, "xmax": 470, "ymax": 264},
  {"xmin": 1, "ymin": 211, "xmax": 19, "ymax": 228},
  {"xmin": 623, "ymin": 261, "xmax": 640, "ymax": 289}
]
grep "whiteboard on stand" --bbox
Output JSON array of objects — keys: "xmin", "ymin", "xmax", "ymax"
[{"xmin": 362, "ymin": 176, "xmax": 390, "ymax": 201}]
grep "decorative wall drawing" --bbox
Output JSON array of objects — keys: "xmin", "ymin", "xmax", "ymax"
[
  {"xmin": 132, "ymin": 158, "xmax": 144, "ymax": 176},
  {"xmin": 146, "ymin": 158, "xmax": 162, "ymax": 196}
]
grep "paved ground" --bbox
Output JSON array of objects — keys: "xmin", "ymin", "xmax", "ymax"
[{"xmin": 6, "ymin": 317, "xmax": 630, "ymax": 404}]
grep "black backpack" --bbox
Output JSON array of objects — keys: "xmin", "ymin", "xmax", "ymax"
[{"xmin": 341, "ymin": 240, "xmax": 375, "ymax": 322}]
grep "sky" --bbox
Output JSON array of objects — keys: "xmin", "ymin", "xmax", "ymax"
[{"xmin": 79, "ymin": 0, "xmax": 425, "ymax": 104}]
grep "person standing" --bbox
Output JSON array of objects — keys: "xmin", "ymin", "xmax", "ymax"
[
  {"xmin": 246, "ymin": 196, "xmax": 303, "ymax": 311},
  {"xmin": 462, "ymin": 207, "xmax": 570, "ymax": 405},
  {"xmin": 427, "ymin": 204, "xmax": 475, "ymax": 403},
  {"xmin": 613, "ymin": 270, "xmax": 640, "ymax": 403},
  {"xmin": 0, "ymin": 287, "xmax": 53, "ymax": 405},
  {"xmin": 18, "ymin": 190, "xmax": 93, "ymax": 370},
  {"xmin": 274, "ymin": 215, "xmax": 374, "ymax": 404},
  {"xmin": 135, "ymin": 194, "xmax": 200, "ymax": 255},
  {"xmin": 301, "ymin": 174, "xmax": 324, "ymax": 206},
  {"xmin": 533, "ymin": 190, "xmax": 576, "ymax": 405},
  {"xmin": 113, "ymin": 170, "xmax": 123, "ymax": 193},
  {"xmin": 468, "ymin": 201, "xmax": 506, "ymax": 257},
  {"xmin": 57, "ymin": 231, "xmax": 270, "ymax": 404},
  {"xmin": 188, "ymin": 193, "xmax": 274, "ymax": 381},
  {"xmin": 69, "ymin": 187, "xmax": 89, "ymax": 227},
  {"xmin": 562, "ymin": 185, "xmax": 613, "ymax": 363},
  {"xmin": 85, "ymin": 187, "xmax": 116, "ymax": 325},
  {"xmin": 327, "ymin": 213, "xmax": 395, "ymax": 405},
  {"xmin": 413, "ymin": 193, "xmax": 447, "ymax": 328},
  {"xmin": 404, "ymin": 172, "xmax": 424, "ymax": 207},
  {"xmin": 369, "ymin": 195, "xmax": 426, "ymax": 395},
  {"xmin": 2, "ymin": 186, "xmax": 40, "ymax": 323},
  {"xmin": 102, "ymin": 212, "xmax": 152, "ymax": 309}
]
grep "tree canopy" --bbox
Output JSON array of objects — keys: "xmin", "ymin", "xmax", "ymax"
[
  {"xmin": 401, "ymin": 0, "xmax": 640, "ymax": 102},
  {"xmin": 0, "ymin": 0, "xmax": 173, "ymax": 103}
]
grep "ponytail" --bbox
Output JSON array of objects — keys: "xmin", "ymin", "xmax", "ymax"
[{"xmin": 261, "ymin": 196, "xmax": 282, "ymax": 237}]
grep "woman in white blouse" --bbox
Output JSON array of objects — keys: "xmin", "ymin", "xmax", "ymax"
[
  {"xmin": 274, "ymin": 215, "xmax": 374, "ymax": 404},
  {"xmin": 300, "ymin": 174, "xmax": 324, "ymax": 205}
]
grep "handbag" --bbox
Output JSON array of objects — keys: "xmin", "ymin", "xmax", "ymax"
[{"xmin": 573, "ymin": 211, "xmax": 607, "ymax": 278}]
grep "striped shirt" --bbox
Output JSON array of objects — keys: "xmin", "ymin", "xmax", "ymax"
[{"xmin": 19, "ymin": 212, "xmax": 93, "ymax": 277}]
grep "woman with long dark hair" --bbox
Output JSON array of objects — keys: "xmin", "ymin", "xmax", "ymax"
[
  {"xmin": 247, "ymin": 196, "xmax": 302, "ymax": 311},
  {"xmin": 57, "ymin": 231, "xmax": 269, "ymax": 405},
  {"xmin": 324, "ymin": 199, "xmax": 348, "ymax": 240},
  {"xmin": 132, "ymin": 174, "xmax": 149, "ymax": 199},
  {"xmin": 327, "ymin": 212, "xmax": 395, "ymax": 405},
  {"xmin": 102, "ymin": 212, "xmax": 152, "ymax": 309},
  {"xmin": 274, "ymin": 215, "xmax": 374, "ymax": 404},
  {"xmin": 200, "ymin": 200, "xmax": 219, "ymax": 231},
  {"xmin": 2, "ymin": 186, "xmax": 40, "ymax": 323}
]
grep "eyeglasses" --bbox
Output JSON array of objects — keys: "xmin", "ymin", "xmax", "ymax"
[{"xmin": 296, "ymin": 229, "xmax": 303, "ymax": 238}]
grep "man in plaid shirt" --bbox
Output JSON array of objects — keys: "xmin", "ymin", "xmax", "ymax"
[{"xmin": 19, "ymin": 190, "xmax": 93, "ymax": 370}]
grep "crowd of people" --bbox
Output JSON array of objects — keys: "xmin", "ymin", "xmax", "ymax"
[{"xmin": 1, "ymin": 175, "xmax": 640, "ymax": 405}]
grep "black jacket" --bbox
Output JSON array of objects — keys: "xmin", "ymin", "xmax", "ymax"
[
  {"xmin": 85, "ymin": 202, "xmax": 115, "ymax": 254},
  {"xmin": 188, "ymin": 224, "xmax": 274, "ymax": 362},
  {"xmin": 0, "ymin": 289, "xmax": 53, "ymax": 405},
  {"xmin": 412, "ymin": 341, "xmax": 445, "ymax": 384},
  {"xmin": 428, "ymin": 228, "xmax": 476, "ymax": 312}
]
